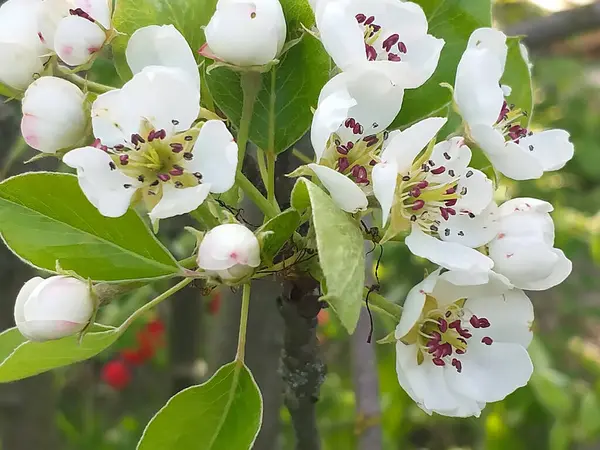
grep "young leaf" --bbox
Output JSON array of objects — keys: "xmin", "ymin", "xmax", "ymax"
[
  {"xmin": 137, "ymin": 361, "xmax": 263, "ymax": 450},
  {"xmin": 256, "ymin": 209, "xmax": 302, "ymax": 265},
  {"xmin": 291, "ymin": 178, "xmax": 364, "ymax": 333},
  {"xmin": 394, "ymin": 0, "xmax": 492, "ymax": 127},
  {"xmin": 0, "ymin": 173, "xmax": 179, "ymax": 282},
  {"xmin": 0, "ymin": 325, "xmax": 118, "ymax": 382}
]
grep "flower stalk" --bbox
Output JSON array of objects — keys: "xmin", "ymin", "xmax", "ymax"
[{"xmin": 236, "ymin": 283, "xmax": 252, "ymax": 363}]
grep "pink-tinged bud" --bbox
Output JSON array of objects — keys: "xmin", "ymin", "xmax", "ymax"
[
  {"xmin": 54, "ymin": 15, "xmax": 106, "ymax": 66},
  {"xmin": 21, "ymin": 76, "xmax": 87, "ymax": 153},
  {"xmin": 14, "ymin": 276, "xmax": 94, "ymax": 342},
  {"xmin": 197, "ymin": 224, "xmax": 261, "ymax": 282},
  {"xmin": 204, "ymin": 0, "xmax": 287, "ymax": 67}
]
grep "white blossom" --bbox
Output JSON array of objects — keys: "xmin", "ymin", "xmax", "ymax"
[
  {"xmin": 487, "ymin": 198, "xmax": 572, "ymax": 290},
  {"xmin": 314, "ymin": 0, "xmax": 444, "ymax": 89},
  {"xmin": 14, "ymin": 276, "xmax": 94, "ymax": 341},
  {"xmin": 372, "ymin": 124, "xmax": 496, "ymax": 280},
  {"xmin": 63, "ymin": 26, "xmax": 237, "ymax": 221},
  {"xmin": 0, "ymin": 0, "xmax": 47, "ymax": 90},
  {"xmin": 455, "ymin": 28, "xmax": 574, "ymax": 180},
  {"xmin": 37, "ymin": 0, "xmax": 112, "ymax": 66},
  {"xmin": 21, "ymin": 76, "xmax": 87, "ymax": 153},
  {"xmin": 197, "ymin": 224, "xmax": 261, "ymax": 281},
  {"xmin": 307, "ymin": 69, "xmax": 404, "ymax": 213},
  {"xmin": 395, "ymin": 269, "xmax": 534, "ymax": 417},
  {"xmin": 202, "ymin": 0, "xmax": 287, "ymax": 66}
]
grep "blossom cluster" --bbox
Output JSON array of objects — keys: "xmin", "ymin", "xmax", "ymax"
[
  {"xmin": 305, "ymin": 0, "xmax": 574, "ymax": 417},
  {"xmin": 1, "ymin": 0, "xmax": 576, "ymax": 422}
]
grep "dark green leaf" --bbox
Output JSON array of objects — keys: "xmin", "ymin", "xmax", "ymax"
[
  {"xmin": 137, "ymin": 361, "xmax": 262, "ymax": 450},
  {"xmin": 291, "ymin": 178, "xmax": 364, "ymax": 333},
  {"xmin": 0, "ymin": 172, "xmax": 179, "ymax": 282},
  {"xmin": 256, "ymin": 209, "xmax": 302, "ymax": 265}
]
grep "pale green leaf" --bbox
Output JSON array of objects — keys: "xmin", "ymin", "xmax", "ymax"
[
  {"xmin": 291, "ymin": 178, "xmax": 364, "ymax": 333},
  {"xmin": 137, "ymin": 361, "xmax": 263, "ymax": 450},
  {"xmin": 256, "ymin": 209, "xmax": 301, "ymax": 264},
  {"xmin": 0, "ymin": 172, "xmax": 179, "ymax": 282},
  {"xmin": 503, "ymin": 37, "xmax": 534, "ymax": 124},
  {"xmin": 0, "ymin": 324, "xmax": 118, "ymax": 382}
]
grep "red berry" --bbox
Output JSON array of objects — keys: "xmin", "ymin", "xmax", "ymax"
[
  {"xmin": 120, "ymin": 348, "xmax": 146, "ymax": 366},
  {"xmin": 101, "ymin": 360, "xmax": 131, "ymax": 390},
  {"xmin": 146, "ymin": 319, "xmax": 165, "ymax": 335}
]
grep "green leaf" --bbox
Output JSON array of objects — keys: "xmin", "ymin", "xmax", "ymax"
[
  {"xmin": 0, "ymin": 324, "xmax": 118, "ymax": 382},
  {"xmin": 394, "ymin": 0, "xmax": 492, "ymax": 127},
  {"xmin": 256, "ymin": 209, "xmax": 302, "ymax": 265},
  {"xmin": 550, "ymin": 421, "xmax": 572, "ymax": 450},
  {"xmin": 0, "ymin": 172, "xmax": 179, "ymax": 282},
  {"xmin": 503, "ymin": 37, "xmax": 534, "ymax": 123},
  {"xmin": 137, "ymin": 361, "xmax": 263, "ymax": 450},
  {"xmin": 206, "ymin": 36, "xmax": 330, "ymax": 154},
  {"xmin": 291, "ymin": 178, "xmax": 364, "ymax": 333},
  {"xmin": 111, "ymin": 0, "xmax": 218, "ymax": 79},
  {"xmin": 578, "ymin": 390, "xmax": 600, "ymax": 439}
]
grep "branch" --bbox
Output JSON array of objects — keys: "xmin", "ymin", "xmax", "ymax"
[
  {"xmin": 507, "ymin": 1, "xmax": 600, "ymax": 50},
  {"xmin": 351, "ymin": 308, "xmax": 383, "ymax": 450},
  {"xmin": 278, "ymin": 276, "xmax": 326, "ymax": 450}
]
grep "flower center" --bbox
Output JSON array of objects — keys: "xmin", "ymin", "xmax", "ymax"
[
  {"xmin": 323, "ymin": 117, "xmax": 389, "ymax": 186},
  {"xmin": 402, "ymin": 295, "xmax": 493, "ymax": 373},
  {"xmin": 97, "ymin": 121, "xmax": 203, "ymax": 200},
  {"xmin": 355, "ymin": 14, "xmax": 407, "ymax": 62},
  {"xmin": 495, "ymin": 101, "xmax": 533, "ymax": 145}
]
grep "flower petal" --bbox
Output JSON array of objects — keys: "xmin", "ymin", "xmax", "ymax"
[
  {"xmin": 74, "ymin": 0, "xmax": 111, "ymax": 28},
  {"xmin": 440, "ymin": 202, "xmax": 499, "ymax": 248},
  {"xmin": 517, "ymin": 129, "xmax": 574, "ymax": 172},
  {"xmin": 455, "ymin": 48, "xmax": 504, "ymax": 127},
  {"xmin": 467, "ymin": 28, "xmax": 508, "ymax": 73},
  {"xmin": 470, "ymin": 124, "xmax": 544, "ymax": 180},
  {"xmin": 432, "ymin": 270, "xmax": 512, "ymax": 305},
  {"xmin": 197, "ymin": 223, "xmax": 260, "ymax": 271},
  {"xmin": 381, "ymin": 117, "xmax": 447, "ymax": 172},
  {"xmin": 427, "ymin": 137, "xmax": 472, "ymax": 184},
  {"xmin": 454, "ymin": 168, "xmax": 494, "ymax": 215},
  {"xmin": 465, "ymin": 288, "xmax": 534, "ymax": 347},
  {"xmin": 372, "ymin": 161, "xmax": 398, "ymax": 226},
  {"xmin": 307, "ymin": 163, "xmax": 368, "ymax": 213},
  {"xmin": 395, "ymin": 269, "xmax": 439, "ymax": 339},
  {"xmin": 118, "ymin": 66, "xmax": 200, "ymax": 135},
  {"xmin": 510, "ymin": 248, "xmax": 572, "ymax": 291},
  {"xmin": 62, "ymin": 146, "xmax": 139, "ymax": 217},
  {"xmin": 14, "ymin": 277, "xmax": 44, "ymax": 327},
  {"xmin": 446, "ymin": 341, "xmax": 533, "ymax": 403},
  {"xmin": 149, "ymin": 183, "xmax": 211, "ymax": 221},
  {"xmin": 188, "ymin": 120, "xmax": 238, "ymax": 194},
  {"xmin": 405, "ymin": 225, "xmax": 493, "ymax": 275},
  {"xmin": 126, "ymin": 25, "xmax": 200, "ymax": 89},
  {"xmin": 0, "ymin": 42, "xmax": 45, "ymax": 90},
  {"xmin": 91, "ymin": 90, "xmax": 138, "ymax": 147}
]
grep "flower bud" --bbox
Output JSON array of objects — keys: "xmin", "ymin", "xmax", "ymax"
[
  {"xmin": 14, "ymin": 276, "xmax": 94, "ymax": 342},
  {"xmin": 54, "ymin": 15, "xmax": 107, "ymax": 66},
  {"xmin": 197, "ymin": 224, "xmax": 261, "ymax": 282},
  {"xmin": 203, "ymin": 0, "xmax": 287, "ymax": 66},
  {"xmin": 0, "ymin": 0, "xmax": 47, "ymax": 90},
  {"xmin": 21, "ymin": 76, "xmax": 87, "ymax": 153}
]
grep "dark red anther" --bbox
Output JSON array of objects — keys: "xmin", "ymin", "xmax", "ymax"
[
  {"xmin": 431, "ymin": 166, "xmax": 446, "ymax": 175},
  {"xmin": 69, "ymin": 7, "xmax": 94, "ymax": 22},
  {"xmin": 170, "ymin": 143, "xmax": 184, "ymax": 153},
  {"xmin": 131, "ymin": 133, "xmax": 145, "ymax": 145},
  {"xmin": 438, "ymin": 319, "xmax": 448, "ymax": 333},
  {"xmin": 388, "ymin": 53, "xmax": 401, "ymax": 62},
  {"xmin": 346, "ymin": 141, "xmax": 354, "ymax": 150},
  {"xmin": 445, "ymin": 199, "xmax": 457, "ymax": 207},
  {"xmin": 355, "ymin": 13, "xmax": 366, "ymax": 23},
  {"xmin": 440, "ymin": 208, "xmax": 449, "ymax": 220},
  {"xmin": 432, "ymin": 358, "xmax": 445, "ymax": 367},
  {"xmin": 157, "ymin": 173, "xmax": 170, "ymax": 182},
  {"xmin": 452, "ymin": 358, "xmax": 462, "ymax": 373},
  {"xmin": 147, "ymin": 130, "xmax": 156, "ymax": 142},
  {"xmin": 338, "ymin": 157, "xmax": 350, "ymax": 173},
  {"xmin": 353, "ymin": 122, "xmax": 364, "ymax": 135},
  {"xmin": 352, "ymin": 165, "xmax": 369, "ymax": 183},
  {"xmin": 382, "ymin": 33, "xmax": 400, "ymax": 52},
  {"xmin": 365, "ymin": 44, "xmax": 377, "ymax": 61},
  {"xmin": 410, "ymin": 187, "xmax": 421, "ymax": 198},
  {"xmin": 398, "ymin": 41, "xmax": 407, "ymax": 54},
  {"xmin": 455, "ymin": 348, "xmax": 466, "ymax": 355},
  {"xmin": 345, "ymin": 118, "xmax": 356, "ymax": 128},
  {"xmin": 449, "ymin": 320, "xmax": 461, "ymax": 329},
  {"xmin": 470, "ymin": 315, "xmax": 481, "ymax": 328},
  {"xmin": 412, "ymin": 200, "xmax": 425, "ymax": 211},
  {"xmin": 416, "ymin": 181, "xmax": 429, "ymax": 189},
  {"xmin": 336, "ymin": 145, "xmax": 349, "ymax": 155},
  {"xmin": 364, "ymin": 15, "xmax": 375, "ymax": 25},
  {"xmin": 119, "ymin": 154, "xmax": 129, "ymax": 165},
  {"xmin": 363, "ymin": 135, "xmax": 379, "ymax": 147},
  {"xmin": 156, "ymin": 129, "xmax": 167, "ymax": 140},
  {"xmin": 482, "ymin": 336, "xmax": 493, "ymax": 345},
  {"xmin": 446, "ymin": 186, "xmax": 457, "ymax": 195},
  {"xmin": 478, "ymin": 318, "xmax": 490, "ymax": 328},
  {"xmin": 369, "ymin": 159, "xmax": 377, "ymax": 166},
  {"xmin": 169, "ymin": 165, "xmax": 184, "ymax": 176}
]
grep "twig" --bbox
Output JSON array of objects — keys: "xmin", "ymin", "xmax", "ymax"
[{"xmin": 278, "ymin": 277, "xmax": 325, "ymax": 450}]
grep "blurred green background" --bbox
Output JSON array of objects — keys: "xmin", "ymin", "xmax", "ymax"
[{"xmin": 2, "ymin": 0, "xmax": 600, "ymax": 449}]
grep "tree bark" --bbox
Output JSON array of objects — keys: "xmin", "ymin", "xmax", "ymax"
[{"xmin": 507, "ymin": 1, "xmax": 600, "ymax": 50}]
